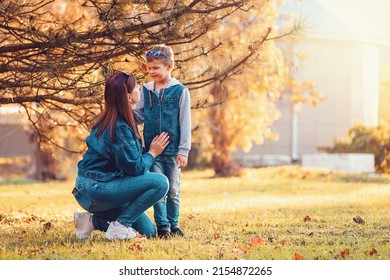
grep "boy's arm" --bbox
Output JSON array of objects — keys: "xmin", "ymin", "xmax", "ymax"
[
  {"xmin": 134, "ymin": 87, "xmax": 145, "ymax": 124},
  {"xmin": 178, "ymin": 87, "xmax": 191, "ymax": 158}
]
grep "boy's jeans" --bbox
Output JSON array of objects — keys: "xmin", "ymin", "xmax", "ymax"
[
  {"xmin": 73, "ymin": 172, "xmax": 168, "ymax": 237},
  {"xmin": 152, "ymin": 155, "xmax": 181, "ymax": 230}
]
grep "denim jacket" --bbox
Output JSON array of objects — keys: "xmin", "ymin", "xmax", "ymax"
[
  {"xmin": 134, "ymin": 78, "xmax": 192, "ymax": 157},
  {"xmin": 77, "ymin": 118, "xmax": 155, "ymax": 181}
]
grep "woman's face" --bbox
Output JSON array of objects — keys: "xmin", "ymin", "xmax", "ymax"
[{"xmin": 129, "ymin": 84, "xmax": 141, "ymax": 105}]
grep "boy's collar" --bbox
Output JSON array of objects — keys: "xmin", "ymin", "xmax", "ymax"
[{"xmin": 144, "ymin": 78, "xmax": 180, "ymax": 90}]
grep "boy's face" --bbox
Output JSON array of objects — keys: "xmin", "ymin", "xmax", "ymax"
[{"xmin": 146, "ymin": 59, "xmax": 172, "ymax": 83}]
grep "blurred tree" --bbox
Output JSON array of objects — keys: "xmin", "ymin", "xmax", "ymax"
[
  {"xmin": 0, "ymin": 0, "xmax": 267, "ymax": 180},
  {"xmin": 331, "ymin": 124, "xmax": 390, "ymax": 174},
  {"xmin": 188, "ymin": 1, "xmax": 323, "ymax": 176},
  {"xmin": 0, "ymin": 0, "xmax": 321, "ymax": 179}
]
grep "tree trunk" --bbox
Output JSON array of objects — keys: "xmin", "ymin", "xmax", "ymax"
[
  {"xmin": 27, "ymin": 115, "xmax": 67, "ymax": 181},
  {"xmin": 27, "ymin": 136, "xmax": 66, "ymax": 181},
  {"xmin": 209, "ymin": 83, "xmax": 241, "ymax": 177}
]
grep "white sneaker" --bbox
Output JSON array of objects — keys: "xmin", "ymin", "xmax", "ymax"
[
  {"xmin": 105, "ymin": 221, "xmax": 146, "ymax": 241},
  {"xmin": 74, "ymin": 212, "xmax": 94, "ymax": 240}
]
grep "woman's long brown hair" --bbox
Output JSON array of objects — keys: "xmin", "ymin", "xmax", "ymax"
[{"xmin": 94, "ymin": 72, "xmax": 140, "ymax": 140}]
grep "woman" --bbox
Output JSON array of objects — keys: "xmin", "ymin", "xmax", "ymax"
[{"xmin": 73, "ymin": 71, "xmax": 170, "ymax": 240}]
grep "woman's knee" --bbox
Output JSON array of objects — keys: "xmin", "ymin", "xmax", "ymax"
[{"xmin": 150, "ymin": 172, "xmax": 169, "ymax": 192}]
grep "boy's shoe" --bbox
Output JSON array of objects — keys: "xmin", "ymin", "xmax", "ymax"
[
  {"xmin": 157, "ymin": 228, "xmax": 172, "ymax": 239},
  {"xmin": 105, "ymin": 221, "xmax": 146, "ymax": 241},
  {"xmin": 74, "ymin": 211, "xmax": 94, "ymax": 240},
  {"xmin": 171, "ymin": 226, "xmax": 185, "ymax": 237}
]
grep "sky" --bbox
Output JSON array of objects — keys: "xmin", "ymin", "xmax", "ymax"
[{"xmin": 323, "ymin": 0, "xmax": 390, "ymax": 32}]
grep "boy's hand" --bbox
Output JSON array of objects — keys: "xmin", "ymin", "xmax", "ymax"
[{"xmin": 177, "ymin": 154, "xmax": 188, "ymax": 169}]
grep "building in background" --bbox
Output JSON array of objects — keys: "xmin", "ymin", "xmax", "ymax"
[
  {"xmin": 0, "ymin": 105, "xmax": 33, "ymax": 158},
  {"xmin": 233, "ymin": 0, "xmax": 390, "ymax": 167}
]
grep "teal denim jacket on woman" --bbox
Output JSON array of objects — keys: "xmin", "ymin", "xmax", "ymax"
[{"xmin": 77, "ymin": 118, "xmax": 155, "ymax": 181}]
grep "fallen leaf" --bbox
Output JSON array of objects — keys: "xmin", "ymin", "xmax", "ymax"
[
  {"xmin": 213, "ymin": 233, "xmax": 221, "ymax": 239},
  {"xmin": 353, "ymin": 216, "xmax": 365, "ymax": 224},
  {"xmin": 294, "ymin": 253, "xmax": 304, "ymax": 260},
  {"xmin": 240, "ymin": 245, "xmax": 249, "ymax": 254},
  {"xmin": 43, "ymin": 222, "xmax": 52, "ymax": 231},
  {"xmin": 232, "ymin": 246, "xmax": 248, "ymax": 255},
  {"xmin": 340, "ymin": 248, "xmax": 350, "ymax": 258},
  {"xmin": 369, "ymin": 247, "xmax": 378, "ymax": 256},
  {"xmin": 251, "ymin": 236, "xmax": 264, "ymax": 247},
  {"xmin": 281, "ymin": 239, "xmax": 287, "ymax": 245},
  {"xmin": 129, "ymin": 242, "xmax": 143, "ymax": 251},
  {"xmin": 304, "ymin": 215, "xmax": 311, "ymax": 222}
]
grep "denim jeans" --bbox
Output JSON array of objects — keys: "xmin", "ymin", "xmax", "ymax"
[
  {"xmin": 151, "ymin": 155, "xmax": 181, "ymax": 229},
  {"xmin": 73, "ymin": 172, "xmax": 168, "ymax": 237}
]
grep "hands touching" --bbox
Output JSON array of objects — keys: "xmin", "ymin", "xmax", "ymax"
[
  {"xmin": 148, "ymin": 132, "xmax": 188, "ymax": 169},
  {"xmin": 148, "ymin": 132, "xmax": 170, "ymax": 158}
]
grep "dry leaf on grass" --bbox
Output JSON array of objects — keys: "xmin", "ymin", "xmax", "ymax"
[
  {"xmin": 368, "ymin": 247, "xmax": 378, "ymax": 256},
  {"xmin": 251, "ymin": 236, "xmax": 264, "ymax": 247},
  {"xmin": 353, "ymin": 216, "xmax": 365, "ymax": 224},
  {"xmin": 340, "ymin": 248, "xmax": 350, "ymax": 258},
  {"xmin": 304, "ymin": 215, "xmax": 311, "ymax": 222},
  {"xmin": 294, "ymin": 253, "xmax": 304, "ymax": 260}
]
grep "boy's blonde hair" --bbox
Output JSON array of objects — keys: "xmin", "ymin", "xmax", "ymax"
[{"xmin": 146, "ymin": 44, "xmax": 174, "ymax": 65}]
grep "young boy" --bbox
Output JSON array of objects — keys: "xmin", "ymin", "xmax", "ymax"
[{"xmin": 135, "ymin": 44, "xmax": 191, "ymax": 238}]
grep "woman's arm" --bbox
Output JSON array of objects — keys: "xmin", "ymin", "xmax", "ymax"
[{"xmin": 113, "ymin": 125, "xmax": 154, "ymax": 176}]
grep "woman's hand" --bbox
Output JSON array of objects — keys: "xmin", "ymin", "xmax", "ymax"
[{"xmin": 148, "ymin": 132, "xmax": 170, "ymax": 158}]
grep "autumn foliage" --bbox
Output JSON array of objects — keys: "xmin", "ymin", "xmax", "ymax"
[
  {"xmin": 0, "ymin": 0, "xmax": 323, "ymax": 179},
  {"xmin": 331, "ymin": 124, "xmax": 390, "ymax": 174}
]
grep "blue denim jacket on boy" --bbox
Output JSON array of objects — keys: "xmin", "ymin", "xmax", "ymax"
[
  {"xmin": 143, "ymin": 83, "xmax": 183, "ymax": 155},
  {"xmin": 135, "ymin": 78, "xmax": 191, "ymax": 157}
]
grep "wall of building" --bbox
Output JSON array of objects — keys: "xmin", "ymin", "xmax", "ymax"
[
  {"xmin": 233, "ymin": 39, "xmax": 380, "ymax": 163},
  {"xmin": 0, "ymin": 125, "xmax": 33, "ymax": 157}
]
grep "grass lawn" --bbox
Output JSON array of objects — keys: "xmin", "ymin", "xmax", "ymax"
[{"xmin": 0, "ymin": 166, "xmax": 389, "ymax": 260}]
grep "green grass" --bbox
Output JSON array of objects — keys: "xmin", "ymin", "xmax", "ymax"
[{"xmin": 0, "ymin": 166, "xmax": 389, "ymax": 260}]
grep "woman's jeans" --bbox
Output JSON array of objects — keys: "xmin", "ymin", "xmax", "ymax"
[
  {"xmin": 151, "ymin": 155, "xmax": 181, "ymax": 230},
  {"xmin": 73, "ymin": 172, "xmax": 168, "ymax": 237}
]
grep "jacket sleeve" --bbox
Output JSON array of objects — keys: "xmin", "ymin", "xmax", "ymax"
[
  {"xmin": 178, "ymin": 87, "xmax": 192, "ymax": 157},
  {"xmin": 134, "ymin": 87, "xmax": 145, "ymax": 124},
  {"xmin": 113, "ymin": 124, "xmax": 154, "ymax": 176}
]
